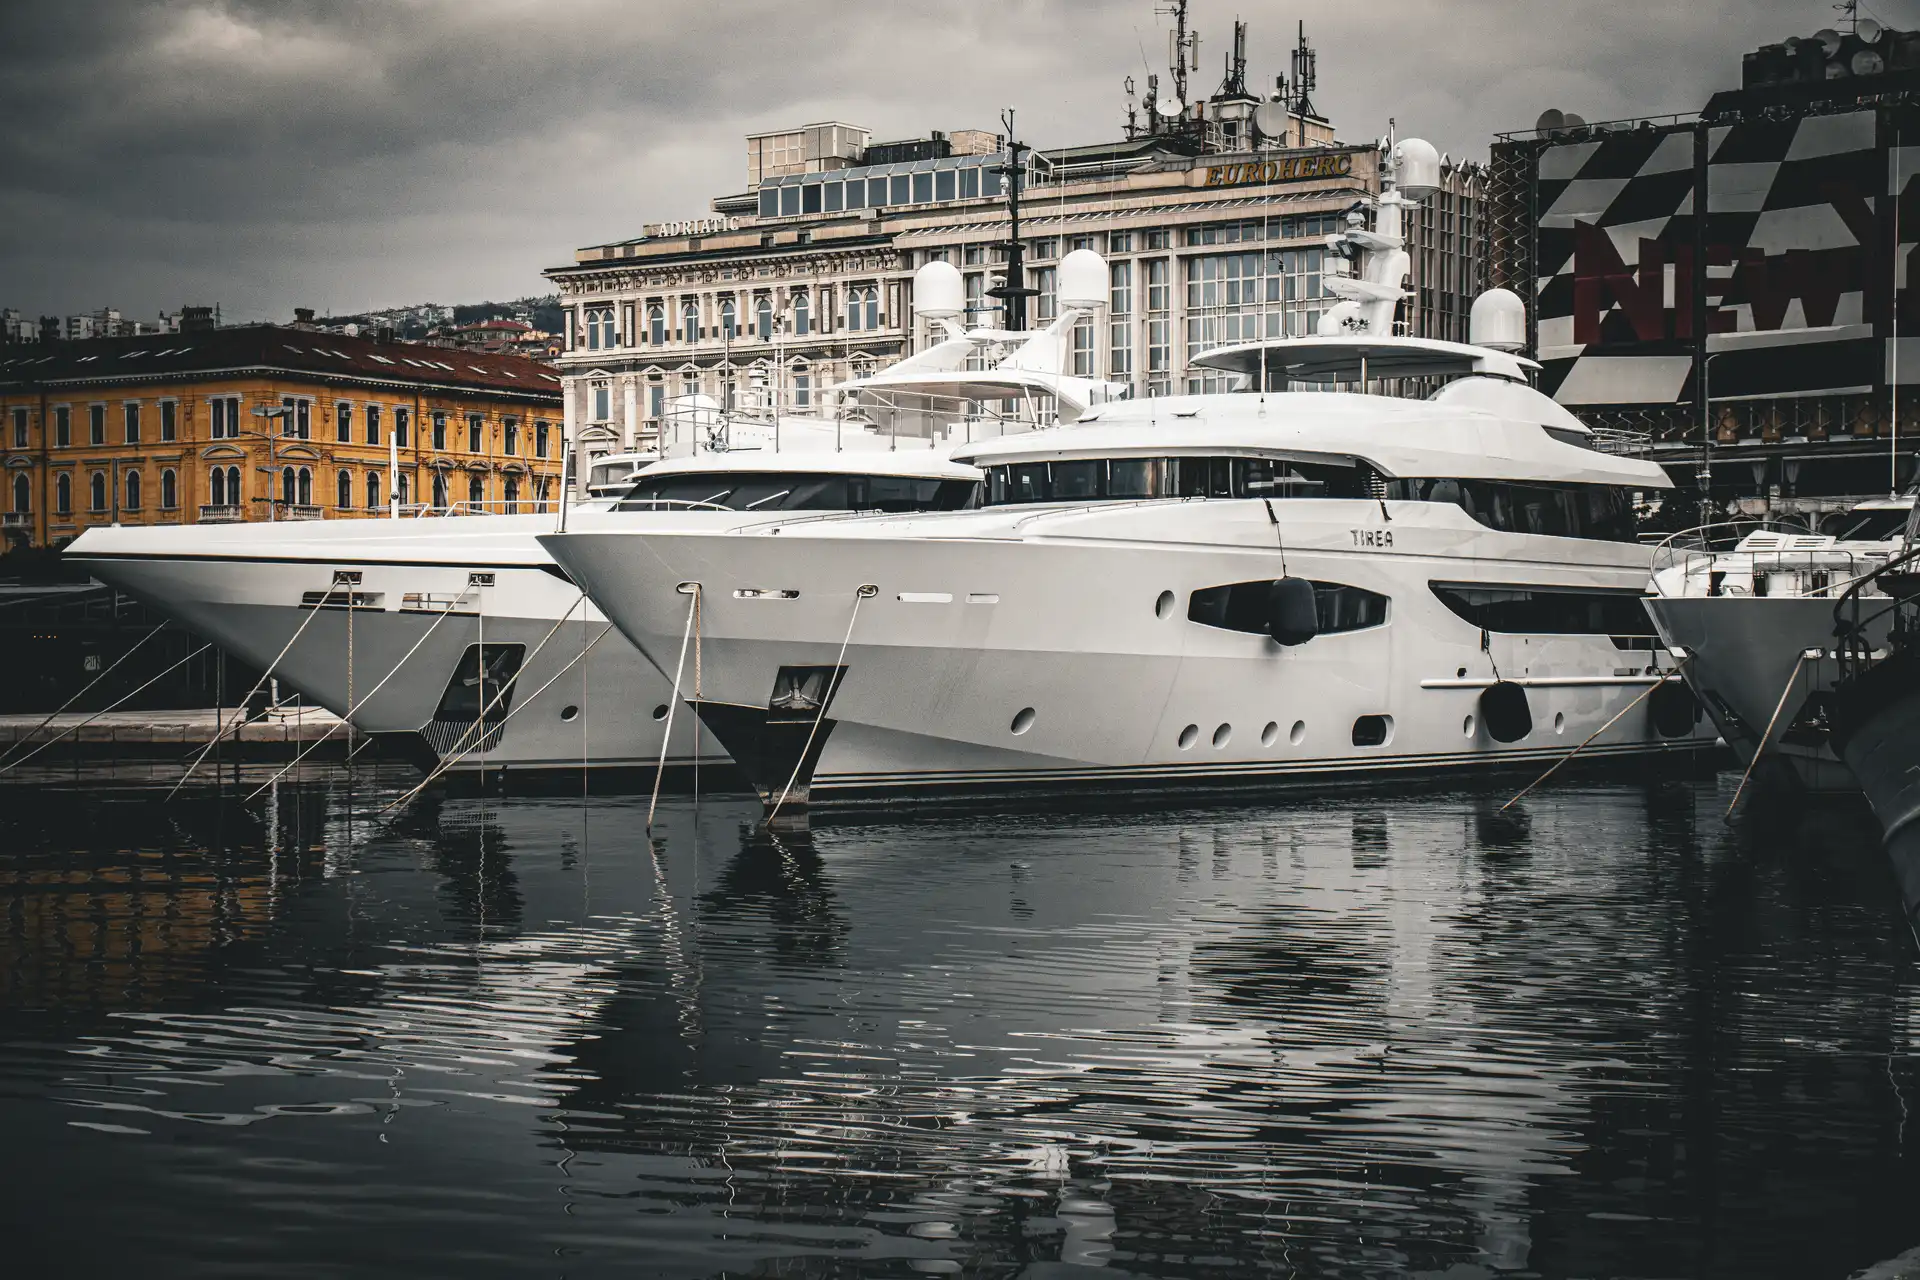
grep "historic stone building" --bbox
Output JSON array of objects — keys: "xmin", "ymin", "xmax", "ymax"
[
  {"xmin": 546, "ymin": 112, "xmax": 1485, "ymax": 478},
  {"xmin": 0, "ymin": 325, "xmax": 564, "ymax": 551}
]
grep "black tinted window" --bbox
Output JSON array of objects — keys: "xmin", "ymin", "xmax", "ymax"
[
  {"xmin": 1430, "ymin": 582, "xmax": 1655, "ymax": 636},
  {"xmin": 1387, "ymin": 478, "xmax": 1638, "ymax": 542},
  {"xmin": 620, "ymin": 470, "xmax": 976, "ymax": 513}
]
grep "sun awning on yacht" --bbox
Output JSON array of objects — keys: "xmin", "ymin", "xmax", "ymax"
[
  {"xmin": 827, "ymin": 367, "xmax": 1096, "ymax": 405},
  {"xmin": 1193, "ymin": 335, "xmax": 1538, "ymax": 384}
]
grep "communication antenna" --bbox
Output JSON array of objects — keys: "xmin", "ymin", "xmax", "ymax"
[
  {"xmin": 1124, "ymin": 75, "xmax": 1138, "ymax": 138},
  {"xmin": 1836, "ymin": 0, "xmax": 1860, "ymax": 32},
  {"xmin": 1221, "ymin": 19, "xmax": 1249, "ymax": 98},
  {"xmin": 1143, "ymin": 72, "xmax": 1161, "ymax": 133},
  {"xmin": 1289, "ymin": 21, "xmax": 1317, "ymax": 146},
  {"xmin": 1157, "ymin": 0, "xmax": 1194, "ymax": 112},
  {"xmin": 987, "ymin": 107, "xmax": 1038, "ymax": 331}
]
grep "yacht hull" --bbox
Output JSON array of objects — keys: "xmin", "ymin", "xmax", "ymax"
[
  {"xmin": 71, "ymin": 549, "xmax": 715, "ymax": 775},
  {"xmin": 547, "ymin": 509, "xmax": 1719, "ymax": 807},
  {"xmin": 1832, "ymin": 651, "xmax": 1920, "ymax": 938},
  {"xmin": 1641, "ymin": 595, "xmax": 1879, "ymax": 793}
]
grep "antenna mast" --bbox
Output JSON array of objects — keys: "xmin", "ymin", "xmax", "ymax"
[
  {"xmin": 1289, "ymin": 22, "xmax": 1317, "ymax": 147},
  {"xmin": 1158, "ymin": 0, "xmax": 1194, "ymax": 112},
  {"xmin": 1222, "ymin": 20, "xmax": 1248, "ymax": 97},
  {"xmin": 987, "ymin": 108, "xmax": 1037, "ymax": 332}
]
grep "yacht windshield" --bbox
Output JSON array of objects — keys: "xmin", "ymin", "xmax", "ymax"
[
  {"xmin": 981, "ymin": 456, "xmax": 1366, "ymax": 505},
  {"xmin": 617, "ymin": 470, "xmax": 978, "ymax": 513}
]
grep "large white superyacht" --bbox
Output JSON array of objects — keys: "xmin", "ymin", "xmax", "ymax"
[
  {"xmin": 543, "ymin": 135, "xmax": 1718, "ymax": 811},
  {"xmin": 64, "ymin": 274, "xmax": 1116, "ymax": 782}
]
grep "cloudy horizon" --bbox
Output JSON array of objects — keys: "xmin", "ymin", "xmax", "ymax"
[{"xmin": 0, "ymin": 0, "xmax": 1876, "ymax": 323}]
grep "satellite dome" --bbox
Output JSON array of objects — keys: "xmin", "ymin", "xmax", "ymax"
[
  {"xmin": 1469, "ymin": 288, "xmax": 1527, "ymax": 352},
  {"xmin": 912, "ymin": 260, "xmax": 965, "ymax": 321},
  {"xmin": 1394, "ymin": 137, "xmax": 1442, "ymax": 202},
  {"xmin": 1058, "ymin": 248, "xmax": 1109, "ymax": 312}
]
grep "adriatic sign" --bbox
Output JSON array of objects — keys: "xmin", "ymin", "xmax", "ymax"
[
  {"xmin": 1203, "ymin": 153, "xmax": 1354, "ymax": 187},
  {"xmin": 645, "ymin": 216, "xmax": 741, "ymax": 239}
]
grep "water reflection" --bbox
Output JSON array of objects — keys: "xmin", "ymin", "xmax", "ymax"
[{"xmin": 0, "ymin": 775, "xmax": 1915, "ymax": 1277}]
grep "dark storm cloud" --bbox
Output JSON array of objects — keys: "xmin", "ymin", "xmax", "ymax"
[{"xmin": 0, "ymin": 0, "xmax": 1850, "ymax": 320}]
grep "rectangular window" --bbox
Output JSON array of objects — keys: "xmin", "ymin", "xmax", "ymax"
[
  {"xmin": 780, "ymin": 185, "xmax": 800, "ymax": 216},
  {"xmin": 983, "ymin": 166, "xmax": 1003, "ymax": 197},
  {"xmin": 1072, "ymin": 319, "xmax": 1094, "ymax": 376},
  {"xmin": 1109, "ymin": 261, "xmax": 1134, "ymax": 382},
  {"xmin": 912, "ymin": 171, "xmax": 933, "ymax": 203},
  {"xmin": 89, "ymin": 404, "xmax": 105, "ymax": 445},
  {"xmin": 960, "ymin": 167, "xmax": 979, "ymax": 199},
  {"xmin": 432, "ymin": 412, "xmax": 446, "ymax": 450},
  {"xmin": 11, "ymin": 407, "xmax": 27, "ymax": 448},
  {"xmin": 159, "ymin": 400, "xmax": 176, "ymax": 442},
  {"xmin": 55, "ymin": 407, "xmax": 70, "ymax": 447},
  {"xmin": 794, "ymin": 373, "xmax": 811, "ymax": 409},
  {"xmin": 802, "ymin": 183, "xmax": 822, "ymax": 213},
  {"xmin": 1033, "ymin": 266, "xmax": 1057, "ymax": 323},
  {"xmin": 504, "ymin": 419, "xmax": 518, "ymax": 456},
  {"xmin": 336, "ymin": 402, "xmax": 352, "ymax": 443},
  {"xmin": 124, "ymin": 404, "xmax": 140, "ymax": 444},
  {"xmin": 759, "ymin": 187, "xmax": 778, "ymax": 217},
  {"xmin": 868, "ymin": 176, "xmax": 888, "ymax": 207},
  {"xmin": 395, "ymin": 407, "xmax": 410, "ymax": 447},
  {"xmin": 846, "ymin": 177, "xmax": 868, "ymax": 209},
  {"xmin": 935, "ymin": 169, "xmax": 956, "ymax": 201},
  {"xmin": 890, "ymin": 174, "xmax": 910, "ymax": 205},
  {"xmin": 1146, "ymin": 258, "xmax": 1171, "ymax": 394},
  {"xmin": 1144, "ymin": 228, "xmax": 1170, "ymax": 250},
  {"xmin": 824, "ymin": 181, "xmax": 843, "ymax": 212},
  {"xmin": 1108, "ymin": 230, "xmax": 1134, "ymax": 253},
  {"xmin": 467, "ymin": 414, "xmax": 483, "ymax": 452},
  {"xmin": 593, "ymin": 383, "xmax": 610, "ymax": 421},
  {"xmin": 366, "ymin": 404, "xmax": 381, "ymax": 445},
  {"xmin": 535, "ymin": 421, "xmax": 550, "ymax": 458}
]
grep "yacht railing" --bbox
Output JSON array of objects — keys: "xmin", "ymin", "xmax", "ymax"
[
  {"xmin": 1588, "ymin": 426, "xmax": 1654, "ymax": 457},
  {"xmin": 1648, "ymin": 521, "xmax": 1889, "ymax": 599},
  {"xmin": 396, "ymin": 500, "xmax": 557, "ymax": 518}
]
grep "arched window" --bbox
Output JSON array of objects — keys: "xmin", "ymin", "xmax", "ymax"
[
  {"xmin": 720, "ymin": 296, "xmax": 737, "ymax": 339},
  {"xmin": 281, "ymin": 466, "xmax": 296, "ymax": 508},
  {"xmin": 503, "ymin": 475, "xmax": 520, "ymax": 515},
  {"xmin": 337, "ymin": 469, "xmax": 353, "ymax": 508},
  {"xmin": 225, "ymin": 467, "xmax": 241, "ymax": 507},
  {"xmin": 89, "ymin": 471, "xmax": 106, "ymax": 512},
  {"xmin": 208, "ymin": 467, "xmax": 225, "ymax": 507},
  {"xmin": 297, "ymin": 467, "xmax": 312, "ymax": 507},
  {"xmin": 56, "ymin": 472, "xmax": 71, "ymax": 514},
  {"xmin": 681, "ymin": 299, "xmax": 699, "ymax": 342},
  {"xmin": 366, "ymin": 472, "xmax": 381, "ymax": 510},
  {"xmin": 432, "ymin": 471, "xmax": 448, "ymax": 508},
  {"xmin": 468, "ymin": 473, "xmax": 485, "ymax": 507},
  {"xmin": 160, "ymin": 469, "xmax": 177, "ymax": 510},
  {"xmin": 792, "ymin": 291, "xmax": 810, "ymax": 336},
  {"xmin": 584, "ymin": 305, "xmax": 614, "ymax": 350},
  {"xmin": 124, "ymin": 470, "xmax": 141, "ymax": 510},
  {"xmin": 756, "ymin": 295, "xmax": 774, "ymax": 340},
  {"xmin": 11, "ymin": 472, "xmax": 28, "ymax": 513},
  {"xmin": 397, "ymin": 472, "xmax": 410, "ymax": 506},
  {"xmin": 648, "ymin": 302, "xmax": 665, "ymax": 345}
]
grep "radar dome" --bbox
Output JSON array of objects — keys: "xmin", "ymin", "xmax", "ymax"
[
  {"xmin": 1394, "ymin": 137, "xmax": 1442, "ymax": 202},
  {"xmin": 912, "ymin": 260, "xmax": 965, "ymax": 321},
  {"xmin": 1469, "ymin": 288, "xmax": 1527, "ymax": 352},
  {"xmin": 1058, "ymin": 248, "xmax": 1109, "ymax": 312}
]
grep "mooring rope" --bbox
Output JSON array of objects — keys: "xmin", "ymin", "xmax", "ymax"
[
  {"xmin": 1725, "ymin": 650, "xmax": 1814, "ymax": 820},
  {"xmin": 1502, "ymin": 662, "xmax": 1690, "ymax": 811},
  {"xmin": 765, "ymin": 584, "xmax": 876, "ymax": 828},
  {"xmin": 168, "ymin": 581, "xmax": 338, "ymax": 799},
  {"xmin": 1, "ymin": 642, "xmax": 215, "ymax": 775},
  {"xmin": 0, "ymin": 622, "xmax": 170, "ymax": 769},
  {"xmin": 647, "ymin": 585, "xmax": 702, "ymax": 834},
  {"xmin": 383, "ymin": 613, "xmax": 612, "ymax": 814},
  {"xmin": 241, "ymin": 589, "xmax": 476, "ymax": 800}
]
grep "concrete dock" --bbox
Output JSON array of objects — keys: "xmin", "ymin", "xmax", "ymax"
[{"xmin": 0, "ymin": 706, "xmax": 355, "ymax": 756}]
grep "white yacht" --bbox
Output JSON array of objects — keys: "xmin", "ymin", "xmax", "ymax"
[
  {"xmin": 1641, "ymin": 496, "xmax": 1914, "ymax": 791},
  {"xmin": 543, "ymin": 135, "xmax": 1717, "ymax": 812},
  {"xmin": 64, "ymin": 267, "xmax": 1113, "ymax": 783}
]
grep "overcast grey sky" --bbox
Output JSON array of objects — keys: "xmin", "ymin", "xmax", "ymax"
[{"xmin": 0, "ymin": 0, "xmax": 1890, "ymax": 322}]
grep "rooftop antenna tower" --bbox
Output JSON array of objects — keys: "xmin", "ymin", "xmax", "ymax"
[
  {"xmin": 987, "ymin": 107, "xmax": 1038, "ymax": 331},
  {"xmin": 1289, "ymin": 21, "xmax": 1317, "ymax": 147},
  {"xmin": 1837, "ymin": 0, "xmax": 1861, "ymax": 32},
  {"xmin": 1158, "ymin": 0, "xmax": 1196, "ymax": 114},
  {"xmin": 1124, "ymin": 75, "xmax": 1138, "ymax": 139},
  {"xmin": 1222, "ymin": 19, "xmax": 1249, "ymax": 97}
]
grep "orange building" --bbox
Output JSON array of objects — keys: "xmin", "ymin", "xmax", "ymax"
[{"xmin": 0, "ymin": 325, "xmax": 565, "ymax": 550}]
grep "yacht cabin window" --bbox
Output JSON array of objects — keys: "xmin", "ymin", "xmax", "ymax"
[
  {"xmin": 617, "ymin": 470, "xmax": 978, "ymax": 514},
  {"xmin": 983, "ymin": 456, "xmax": 1366, "ymax": 505}
]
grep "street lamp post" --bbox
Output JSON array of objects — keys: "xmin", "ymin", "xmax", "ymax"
[{"xmin": 250, "ymin": 404, "xmax": 291, "ymax": 521}]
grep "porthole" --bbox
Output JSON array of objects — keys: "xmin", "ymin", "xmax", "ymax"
[
  {"xmin": 1289, "ymin": 719, "xmax": 1306, "ymax": 746},
  {"xmin": 1554, "ymin": 711, "xmax": 1566, "ymax": 734},
  {"xmin": 1351, "ymin": 714, "xmax": 1393, "ymax": 748},
  {"xmin": 561, "ymin": 705, "xmax": 580, "ymax": 722},
  {"xmin": 1010, "ymin": 706, "xmax": 1036, "ymax": 735},
  {"xmin": 1456, "ymin": 666, "xmax": 1468, "ymax": 679},
  {"xmin": 1462, "ymin": 713, "xmax": 1475, "ymax": 737},
  {"xmin": 1212, "ymin": 722, "xmax": 1231, "ymax": 748},
  {"xmin": 1260, "ymin": 720, "xmax": 1279, "ymax": 748},
  {"xmin": 651, "ymin": 703, "xmax": 669, "ymax": 721},
  {"xmin": 1178, "ymin": 723, "xmax": 1199, "ymax": 750},
  {"xmin": 1155, "ymin": 589, "xmax": 1176, "ymax": 620}
]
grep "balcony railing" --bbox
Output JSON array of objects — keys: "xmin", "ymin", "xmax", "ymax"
[
  {"xmin": 198, "ymin": 504, "xmax": 244, "ymax": 523},
  {"xmin": 281, "ymin": 505, "xmax": 324, "ymax": 521},
  {"xmin": 2, "ymin": 512, "xmax": 30, "ymax": 528}
]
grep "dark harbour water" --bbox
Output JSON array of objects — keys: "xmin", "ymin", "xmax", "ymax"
[{"xmin": 2, "ymin": 770, "xmax": 1918, "ymax": 1279}]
